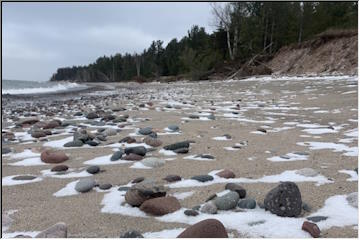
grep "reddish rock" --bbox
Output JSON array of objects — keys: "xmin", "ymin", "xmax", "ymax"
[
  {"xmin": 140, "ymin": 196, "xmax": 181, "ymax": 216},
  {"xmin": 119, "ymin": 136, "xmax": 137, "ymax": 144},
  {"xmin": 177, "ymin": 219, "xmax": 228, "ymax": 238},
  {"xmin": 163, "ymin": 175, "xmax": 182, "ymax": 182},
  {"xmin": 41, "ymin": 150, "xmax": 69, "ymax": 164},
  {"xmin": 51, "ymin": 165, "xmax": 69, "ymax": 172},
  {"xmin": 125, "ymin": 189, "xmax": 149, "ymax": 207},
  {"xmin": 216, "ymin": 169, "xmax": 236, "ymax": 179},
  {"xmin": 123, "ymin": 153, "xmax": 143, "ymax": 161},
  {"xmin": 144, "ymin": 137, "xmax": 162, "ymax": 147},
  {"xmin": 302, "ymin": 221, "xmax": 321, "ymax": 238},
  {"xmin": 43, "ymin": 120, "xmax": 61, "ymax": 129},
  {"xmin": 31, "ymin": 131, "xmax": 47, "ymax": 138}
]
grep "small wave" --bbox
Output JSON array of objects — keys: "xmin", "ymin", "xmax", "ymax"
[{"xmin": 2, "ymin": 82, "xmax": 86, "ymax": 95}]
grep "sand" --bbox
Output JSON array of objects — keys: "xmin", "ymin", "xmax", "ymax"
[{"xmin": 2, "ymin": 75, "xmax": 358, "ymax": 237}]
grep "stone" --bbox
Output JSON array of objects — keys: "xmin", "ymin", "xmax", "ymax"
[
  {"xmin": 346, "ymin": 192, "xmax": 358, "ymax": 208},
  {"xmin": 206, "ymin": 194, "xmax": 217, "ymax": 202},
  {"xmin": 2, "ymin": 147, "xmax": 11, "ymax": 154},
  {"xmin": 41, "ymin": 150, "xmax": 69, "ymax": 164},
  {"xmin": 164, "ymin": 141, "xmax": 190, "ymax": 151},
  {"xmin": 51, "ymin": 165, "xmax": 69, "ymax": 172},
  {"xmin": 184, "ymin": 209, "xmax": 199, "ymax": 216},
  {"xmin": 96, "ymin": 135, "xmax": 107, "ymax": 141},
  {"xmin": 31, "ymin": 130, "xmax": 47, "ymax": 138},
  {"xmin": 74, "ymin": 129, "xmax": 92, "ymax": 142},
  {"xmin": 125, "ymin": 181, "xmax": 167, "ymax": 206},
  {"xmin": 118, "ymin": 186, "xmax": 130, "ymax": 192},
  {"xmin": 163, "ymin": 175, "xmax": 181, "ymax": 182},
  {"xmin": 140, "ymin": 196, "xmax": 181, "ymax": 216},
  {"xmin": 120, "ymin": 230, "xmax": 144, "ymax": 238},
  {"xmin": 12, "ymin": 175, "xmax": 37, "ymax": 181},
  {"xmin": 86, "ymin": 166, "xmax": 100, "ymax": 174},
  {"xmin": 132, "ymin": 177, "xmax": 145, "ymax": 184},
  {"xmin": 173, "ymin": 148, "xmax": 189, "ymax": 154},
  {"xmin": 302, "ymin": 202, "xmax": 312, "ymax": 212},
  {"xmin": 119, "ymin": 136, "xmax": 136, "ymax": 144},
  {"xmin": 264, "ymin": 182, "xmax": 302, "ymax": 217},
  {"xmin": 223, "ymin": 134, "xmax": 231, "ymax": 139},
  {"xmin": 194, "ymin": 154, "xmax": 214, "ymax": 159},
  {"xmin": 168, "ymin": 125, "xmax": 179, "ymax": 131},
  {"xmin": 138, "ymin": 127, "xmax": 153, "ymax": 135},
  {"xmin": 63, "ymin": 140, "xmax": 84, "ymax": 147},
  {"xmin": 200, "ymin": 202, "xmax": 217, "ymax": 214},
  {"xmin": 177, "ymin": 219, "xmax": 228, "ymax": 238},
  {"xmin": 238, "ymin": 198, "xmax": 256, "ymax": 209},
  {"xmin": 295, "ymin": 168, "xmax": 319, "ymax": 177},
  {"xmin": 99, "ymin": 183, "xmax": 112, "ymax": 190},
  {"xmin": 111, "ymin": 150, "xmax": 124, "ymax": 161},
  {"xmin": 216, "ymin": 169, "xmax": 235, "ymax": 179},
  {"xmin": 86, "ymin": 112, "xmax": 99, "ymax": 119},
  {"xmin": 103, "ymin": 128, "xmax": 117, "ymax": 136},
  {"xmin": 125, "ymin": 146, "xmax": 147, "ymax": 156},
  {"xmin": 191, "ymin": 175, "xmax": 214, "ymax": 182},
  {"xmin": 149, "ymin": 132, "xmax": 157, "ymax": 138},
  {"xmin": 43, "ymin": 120, "xmax": 61, "ymax": 129},
  {"xmin": 18, "ymin": 118, "xmax": 39, "ymax": 126},
  {"xmin": 306, "ymin": 216, "xmax": 328, "ymax": 223},
  {"xmin": 85, "ymin": 140, "xmax": 99, "ymax": 146},
  {"xmin": 35, "ymin": 222, "xmax": 67, "ymax": 238},
  {"xmin": 302, "ymin": 221, "xmax": 321, "ymax": 238},
  {"xmin": 141, "ymin": 158, "xmax": 165, "ymax": 168},
  {"xmin": 355, "ymin": 168, "xmax": 358, "ymax": 174},
  {"xmin": 188, "ymin": 115, "xmax": 199, "ymax": 119},
  {"xmin": 207, "ymin": 114, "xmax": 216, "ymax": 120},
  {"xmin": 144, "ymin": 137, "xmax": 162, "ymax": 147},
  {"xmin": 75, "ymin": 178, "xmax": 96, "ymax": 193},
  {"xmin": 123, "ymin": 153, "xmax": 143, "ymax": 161},
  {"xmin": 214, "ymin": 191, "xmax": 239, "ymax": 210},
  {"xmin": 257, "ymin": 127, "xmax": 267, "ymax": 133},
  {"xmin": 225, "ymin": 183, "xmax": 246, "ymax": 198}
]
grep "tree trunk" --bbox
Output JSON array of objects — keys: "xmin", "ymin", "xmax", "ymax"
[
  {"xmin": 233, "ymin": 27, "xmax": 239, "ymax": 59},
  {"xmin": 270, "ymin": 19, "xmax": 275, "ymax": 54},
  {"xmin": 135, "ymin": 55, "xmax": 141, "ymax": 77},
  {"xmin": 226, "ymin": 28, "xmax": 234, "ymax": 60},
  {"xmin": 298, "ymin": 2, "xmax": 303, "ymax": 44},
  {"xmin": 263, "ymin": 16, "xmax": 268, "ymax": 51}
]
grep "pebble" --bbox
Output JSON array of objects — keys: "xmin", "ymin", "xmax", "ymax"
[
  {"xmin": 2, "ymin": 147, "xmax": 11, "ymax": 154},
  {"xmin": 225, "ymin": 183, "xmax": 246, "ymax": 198},
  {"xmin": 138, "ymin": 127, "xmax": 153, "ymax": 135},
  {"xmin": 177, "ymin": 219, "xmax": 228, "ymax": 238},
  {"xmin": 51, "ymin": 165, "xmax": 69, "ymax": 172},
  {"xmin": 296, "ymin": 168, "xmax": 319, "ymax": 177},
  {"xmin": 110, "ymin": 150, "xmax": 124, "ymax": 161},
  {"xmin": 214, "ymin": 191, "xmax": 239, "ymax": 210},
  {"xmin": 163, "ymin": 141, "xmax": 190, "ymax": 151},
  {"xmin": 118, "ymin": 186, "xmax": 130, "ymax": 192},
  {"xmin": 163, "ymin": 175, "xmax": 182, "ymax": 182},
  {"xmin": 191, "ymin": 175, "xmax": 214, "ymax": 182},
  {"xmin": 194, "ymin": 154, "xmax": 214, "ymax": 159},
  {"xmin": 132, "ymin": 177, "xmax": 145, "ymax": 184},
  {"xmin": 173, "ymin": 148, "xmax": 189, "ymax": 154},
  {"xmin": 63, "ymin": 140, "xmax": 84, "ymax": 147},
  {"xmin": 200, "ymin": 202, "xmax": 217, "ymax": 214},
  {"xmin": 120, "ymin": 230, "xmax": 144, "ymax": 238},
  {"xmin": 167, "ymin": 125, "xmax": 179, "ymax": 131},
  {"xmin": 40, "ymin": 150, "xmax": 69, "ymax": 164},
  {"xmin": 346, "ymin": 192, "xmax": 358, "ymax": 208},
  {"xmin": 184, "ymin": 209, "xmax": 199, "ymax": 216},
  {"xmin": 306, "ymin": 216, "xmax": 328, "ymax": 222},
  {"xmin": 35, "ymin": 222, "xmax": 67, "ymax": 238},
  {"xmin": 12, "ymin": 175, "xmax": 37, "ymax": 181},
  {"xmin": 302, "ymin": 221, "xmax": 321, "ymax": 238},
  {"xmin": 86, "ymin": 112, "xmax": 99, "ymax": 119},
  {"xmin": 140, "ymin": 196, "xmax": 181, "ymax": 216},
  {"xmin": 75, "ymin": 178, "xmax": 96, "ymax": 193},
  {"xmin": 85, "ymin": 140, "xmax": 99, "ymax": 146},
  {"xmin": 257, "ymin": 127, "xmax": 267, "ymax": 133},
  {"xmin": 123, "ymin": 153, "xmax": 143, "ymax": 161},
  {"xmin": 103, "ymin": 128, "xmax": 117, "ymax": 136},
  {"xmin": 99, "ymin": 183, "xmax": 112, "ymax": 190},
  {"xmin": 238, "ymin": 198, "xmax": 256, "ymax": 209},
  {"xmin": 125, "ymin": 146, "xmax": 147, "ymax": 156},
  {"xmin": 216, "ymin": 169, "xmax": 236, "ymax": 179},
  {"xmin": 141, "ymin": 158, "xmax": 165, "ymax": 168},
  {"xmin": 86, "ymin": 166, "xmax": 100, "ymax": 174},
  {"xmin": 143, "ymin": 136, "xmax": 162, "ymax": 147}
]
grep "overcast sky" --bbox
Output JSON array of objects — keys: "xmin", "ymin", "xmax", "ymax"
[{"xmin": 2, "ymin": 2, "xmax": 214, "ymax": 81}]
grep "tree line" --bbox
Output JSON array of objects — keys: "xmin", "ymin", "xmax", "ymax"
[{"xmin": 51, "ymin": 1, "xmax": 357, "ymax": 82}]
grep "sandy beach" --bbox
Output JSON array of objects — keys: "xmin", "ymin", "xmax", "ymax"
[{"xmin": 1, "ymin": 75, "xmax": 358, "ymax": 238}]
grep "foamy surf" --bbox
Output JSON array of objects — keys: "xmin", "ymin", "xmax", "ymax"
[{"xmin": 2, "ymin": 82, "xmax": 87, "ymax": 95}]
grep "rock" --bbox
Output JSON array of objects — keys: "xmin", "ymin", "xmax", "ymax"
[
  {"xmin": 184, "ymin": 209, "xmax": 199, "ymax": 216},
  {"xmin": 302, "ymin": 202, "xmax": 312, "ymax": 212},
  {"xmin": 118, "ymin": 186, "xmax": 130, "ymax": 192},
  {"xmin": 140, "ymin": 196, "xmax": 181, "ymax": 216},
  {"xmin": 164, "ymin": 141, "xmax": 190, "ymax": 151},
  {"xmin": 346, "ymin": 192, "xmax": 358, "ymax": 208},
  {"xmin": 173, "ymin": 148, "xmax": 189, "ymax": 154},
  {"xmin": 41, "ymin": 150, "xmax": 69, "ymax": 164},
  {"xmin": 295, "ymin": 168, "xmax": 319, "ymax": 177},
  {"xmin": 149, "ymin": 132, "xmax": 157, "ymax": 138},
  {"xmin": 141, "ymin": 158, "xmax": 165, "ymax": 168},
  {"xmin": 191, "ymin": 175, "xmax": 214, "ymax": 182},
  {"xmin": 200, "ymin": 202, "xmax": 217, "ymax": 214},
  {"xmin": 189, "ymin": 115, "xmax": 199, "ymax": 119},
  {"xmin": 75, "ymin": 178, "xmax": 96, "ymax": 193},
  {"xmin": 86, "ymin": 166, "xmax": 100, "ymax": 174},
  {"xmin": 18, "ymin": 118, "xmax": 39, "ymax": 126},
  {"xmin": 103, "ymin": 128, "xmax": 117, "ymax": 136},
  {"xmin": 86, "ymin": 112, "xmax": 99, "ymax": 119},
  {"xmin": 74, "ymin": 129, "xmax": 92, "ymax": 142},
  {"xmin": 43, "ymin": 120, "xmax": 61, "ymax": 129},
  {"xmin": 96, "ymin": 135, "xmax": 107, "ymax": 141},
  {"xmin": 144, "ymin": 137, "xmax": 162, "ymax": 147},
  {"xmin": 225, "ymin": 183, "xmax": 246, "ymax": 198},
  {"xmin": 12, "ymin": 175, "xmax": 37, "ymax": 181},
  {"xmin": 123, "ymin": 153, "xmax": 143, "ymax": 161},
  {"xmin": 302, "ymin": 221, "xmax": 321, "ymax": 238},
  {"xmin": 119, "ymin": 136, "xmax": 136, "ymax": 144},
  {"xmin": 206, "ymin": 194, "xmax": 217, "ymax": 202},
  {"xmin": 355, "ymin": 168, "xmax": 358, "ymax": 174},
  {"xmin": 125, "ymin": 181, "xmax": 167, "ymax": 206},
  {"xmin": 214, "ymin": 191, "xmax": 239, "ymax": 210},
  {"xmin": 111, "ymin": 150, "xmax": 124, "ymax": 161},
  {"xmin": 177, "ymin": 219, "xmax": 228, "ymax": 238},
  {"xmin": 132, "ymin": 177, "xmax": 145, "ymax": 184},
  {"xmin": 120, "ymin": 230, "xmax": 144, "ymax": 238},
  {"xmin": 306, "ymin": 216, "xmax": 328, "ymax": 223},
  {"xmin": 168, "ymin": 125, "xmax": 179, "ymax": 131},
  {"xmin": 293, "ymin": 151, "xmax": 309, "ymax": 156},
  {"xmin": 264, "ymin": 182, "xmax": 302, "ymax": 217},
  {"xmin": 2, "ymin": 147, "xmax": 11, "ymax": 154},
  {"xmin": 31, "ymin": 130, "xmax": 47, "ymax": 138},
  {"xmin": 14, "ymin": 235, "xmax": 32, "ymax": 238},
  {"xmin": 207, "ymin": 114, "xmax": 216, "ymax": 120},
  {"xmin": 163, "ymin": 175, "xmax": 181, "ymax": 182},
  {"xmin": 85, "ymin": 140, "xmax": 99, "ymax": 146},
  {"xmin": 238, "ymin": 198, "xmax": 256, "ymax": 209},
  {"xmin": 125, "ymin": 146, "xmax": 147, "ymax": 156},
  {"xmin": 194, "ymin": 154, "xmax": 214, "ymax": 159},
  {"xmin": 257, "ymin": 127, "xmax": 267, "ymax": 133},
  {"xmin": 216, "ymin": 169, "xmax": 235, "ymax": 179},
  {"xmin": 99, "ymin": 183, "xmax": 112, "ymax": 190},
  {"xmin": 35, "ymin": 222, "xmax": 67, "ymax": 238},
  {"xmin": 223, "ymin": 134, "xmax": 231, "ymax": 139},
  {"xmin": 51, "ymin": 165, "xmax": 69, "ymax": 172},
  {"xmin": 63, "ymin": 140, "xmax": 84, "ymax": 147},
  {"xmin": 138, "ymin": 127, "xmax": 153, "ymax": 135}
]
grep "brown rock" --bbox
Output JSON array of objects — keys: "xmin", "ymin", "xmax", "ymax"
[
  {"xmin": 140, "ymin": 196, "xmax": 181, "ymax": 216},
  {"xmin": 125, "ymin": 189, "xmax": 149, "ymax": 207},
  {"xmin": 31, "ymin": 131, "xmax": 47, "ymax": 138},
  {"xmin": 123, "ymin": 153, "xmax": 143, "ymax": 161},
  {"xmin": 177, "ymin": 219, "xmax": 228, "ymax": 238},
  {"xmin": 43, "ymin": 120, "xmax": 61, "ymax": 129},
  {"xmin": 302, "ymin": 221, "xmax": 321, "ymax": 238},
  {"xmin": 163, "ymin": 175, "xmax": 182, "ymax": 182},
  {"xmin": 41, "ymin": 150, "xmax": 69, "ymax": 164},
  {"xmin": 35, "ymin": 222, "xmax": 67, "ymax": 238},
  {"xmin": 144, "ymin": 137, "xmax": 162, "ymax": 147},
  {"xmin": 216, "ymin": 169, "xmax": 236, "ymax": 179},
  {"xmin": 119, "ymin": 136, "xmax": 137, "ymax": 144},
  {"xmin": 51, "ymin": 165, "xmax": 69, "ymax": 172}
]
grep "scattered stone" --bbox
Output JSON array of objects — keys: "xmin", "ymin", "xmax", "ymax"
[
  {"xmin": 140, "ymin": 196, "xmax": 181, "ymax": 216},
  {"xmin": 41, "ymin": 150, "xmax": 69, "ymax": 164},
  {"xmin": 184, "ymin": 209, "xmax": 199, "ymax": 216},
  {"xmin": 296, "ymin": 168, "xmax": 318, "ymax": 177},
  {"xmin": 306, "ymin": 216, "xmax": 328, "ymax": 223},
  {"xmin": 173, "ymin": 148, "xmax": 189, "ymax": 154},
  {"xmin": 18, "ymin": 118, "xmax": 39, "ymax": 126},
  {"xmin": 163, "ymin": 175, "xmax": 182, "ymax": 182},
  {"xmin": 51, "ymin": 165, "xmax": 69, "ymax": 172},
  {"xmin": 194, "ymin": 154, "xmax": 214, "ymax": 159},
  {"xmin": 188, "ymin": 115, "xmax": 199, "ymax": 119},
  {"xmin": 99, "ymin": 183, "xmax": 112, "ymax": 190},
  {"xmin": 177, "ymin": 219, "xmax": 228, "ymax": 238},
  {"xmin": 96, "ymin": 135, "xmax": 107, "ymax": 142},
  {"xmin": 302, "ymin": 221, "xmax": 321, "ymax": 238},
  {"xmin": 110, "ymin": 150, "xmax": 124, "ymax": 161},
  {"xmin": 103, "ymin": 128, "xmax": 117, "ymax": 136},
  {"xmin": 207, "ymin": 114, "xmax": 216, "ymax": 120},
  {"xmin": 63, "ymin": 140, "xmax": 84, "ymax": 147},
  {"xmin": 123, "ymin": 153, "xmax": 143, "ymax": 161},
  {"xmin": 225, "ymin": 183, "xmax": 246, "ymax": 198},
  {"xmin": 144, "ymin": 136, "xmax": 162, "ymax": 147},
  {"xmin": 138, "ymin": 127, "xmax": 153, "ymax": 135},
  {"xmin": 216, "ymin": 169, "xmax": 236, "ymax": 179},
  {"xmin": 191, "ymin": 175, "xmax": 214, "ymax": 182},
  {"xmin": 132, "ymin": 177, "xmax": 145, "ymax": 184},
  {"xmin": 12, "ymin": 175, "xmax": 37, "ymax": 181},
  {"xmin": 214, "ymin": 191, "xmax": 239, "ymax": 210},
  {"xmin": 86, "ymin": 112, "xmax": 99, "ymax": 119},
  {"xmin": 35, "ymin": 222, "xmax": 67, "ymax": 238},
  {"xmin": 223, "ymin": 134, "xmax": 231, "ymax": 139},
  {"xmin": 163, "ymin": 141, "xmax": 190, "ymax": 151},
  {"xmin": 167, "ymin": 125, "xmax": 179, "ymax": 131},
  {"xmin": 355, "ymin": 168, "xmax": 358, "ymax": 174},
  {"xmin": 125, "ymin": 181, "xmax": 166, "ymax": 206},
  {"xmin": 141, "ymin": 158, "xmax": 165, "ymax": 168},
  {"xmin": 74, "ymin": 129, "xmax": 92, "ymax": 142},
  {"xmin": 264, "ymin": 182, "xmax": 302, "ymax": 217},
  {"xmin": 75, "ymin": 178, "xmax": 96, "ymax": 193},
  {"xmin": 257, "ymin": 127, "xmax": 267, "ymax": 133},
  {"xmin": 86, "ymin": 166, "xmax": 100, "ymax": 174},
  {"xmin": 125, "ymin": 146, "xmax": 147, "ymax": 156},
  {"xmin": 118, "ymin": 186, "xmax": 130, "ymax": 192},
  {"xmin": 43, "ymin": 120, "xmax": 61, "ymax": 129},
  {"xmin": 238, "ymin": 198, "xmax": 256, "ymax": 209},
  {"xmin": 200, "ymin": 202, "xmax": 217, "ymax": 214},
  {"xmin": 120, "ymin": 230, "xmax": 144, "ymax": 238},
  {"xmin": 2, "ymin": 147, "xmax": 11, "ymax": 154},
  {"xmin": 31, "ymin": 130, "xmax": 47, "ymax": 138},
  {"xmin": 206, "ymin": 194, "xmax": 217, "ymax": 202},
  {"xmin": 346, "ymin": 192, "xmax": 358, "ymax": 208},
  {"xmin": 85, "ymin": 140, "xmax": 99, "ymax": 146}
]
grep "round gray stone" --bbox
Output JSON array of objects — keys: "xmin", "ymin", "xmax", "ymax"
[
  {"xmin": 214, "ymin": 191, "xmax": 239, "ymax": 210},
  {"xmin": 75, "ymin": 178, "xmax": 96, "ymax": 193}
]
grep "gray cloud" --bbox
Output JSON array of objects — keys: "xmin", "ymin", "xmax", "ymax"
[{"xmin": 2, "ymin": 2, "xmax": 214, "ymax": 81}]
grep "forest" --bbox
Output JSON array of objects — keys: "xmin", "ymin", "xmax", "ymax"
[{"xmin": 50, "ymin": 1, "xmax": 358, "ymax": 82}]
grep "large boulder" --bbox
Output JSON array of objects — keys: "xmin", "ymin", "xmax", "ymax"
[
  {"xmin": 264, "ymin": 182, "xmax": 302, "ymax": 217},
  {"xmin": 140, "ymin": 196, "xmax": 181, "ymax": 216},
  {"xmin": 40, "ymin": 150, "xmax": 69, "ymax": 164},
  {"xmin": 35, "ymin": 222, "xmax": 67, "ymax": 238},
  {"xmin": 177, "ymin": 219, "xmax": 228, "ymax": 238}
]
